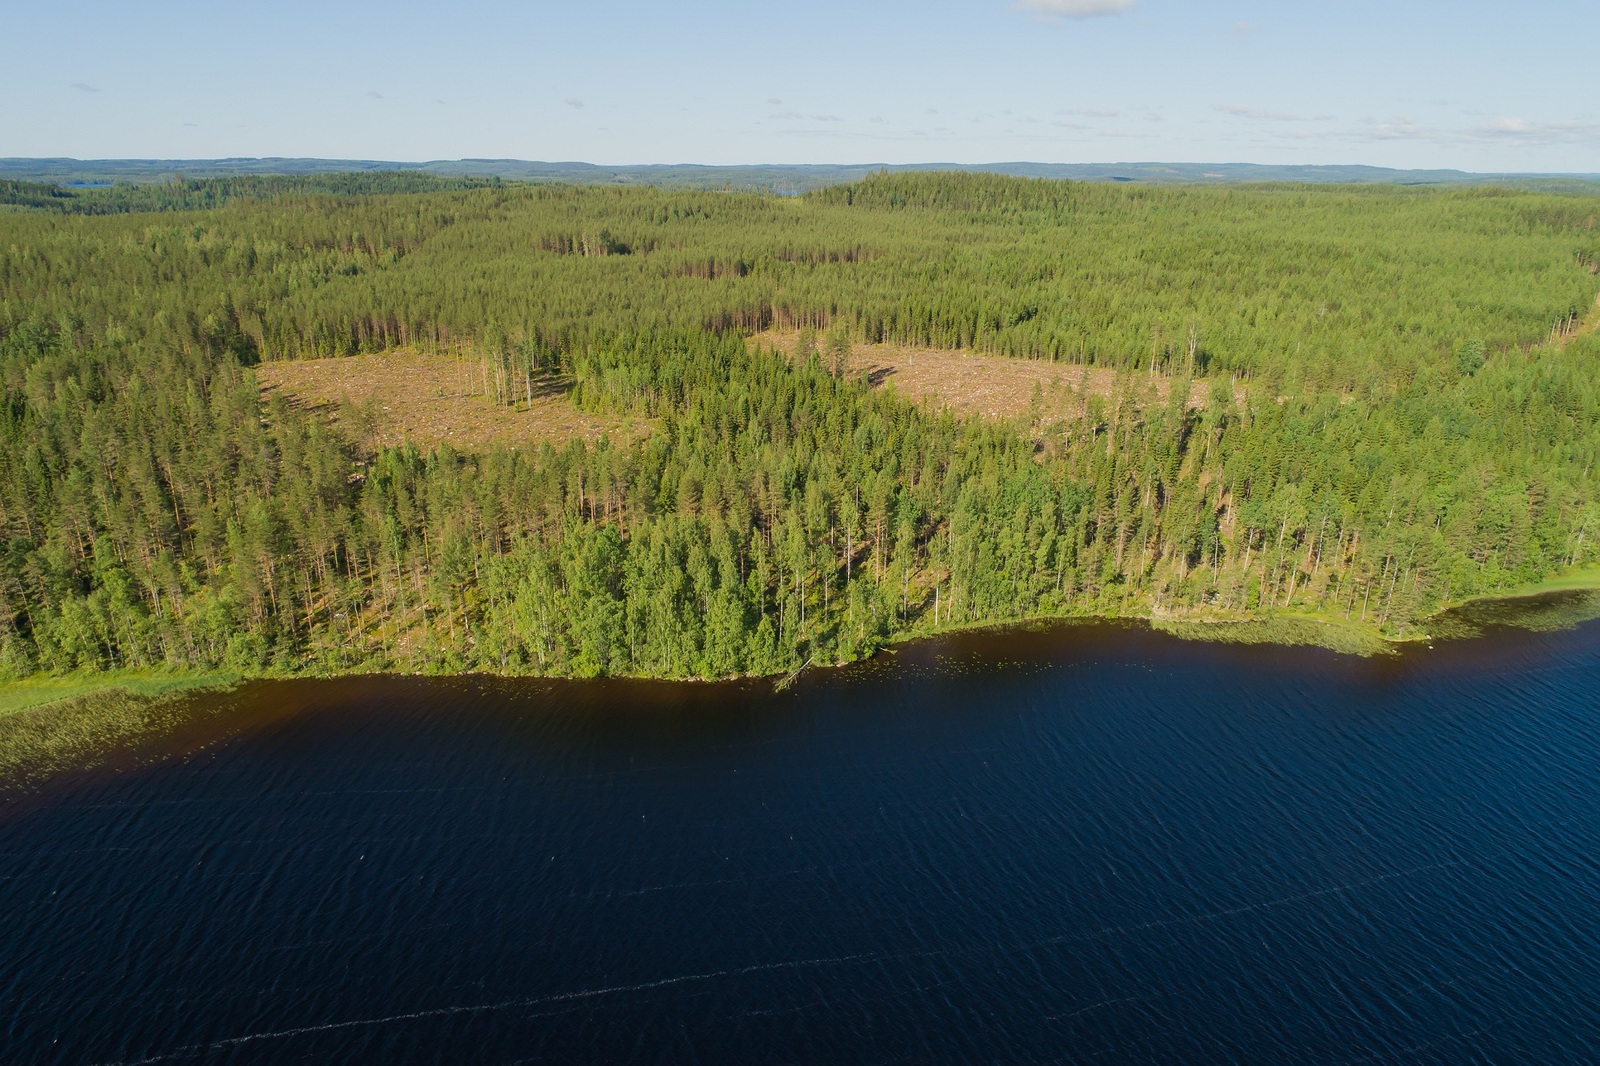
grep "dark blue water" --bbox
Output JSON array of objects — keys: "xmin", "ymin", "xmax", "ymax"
[{"xmin": 5, "ymin": 606, "xmax": 1600, "ymax": 1064}]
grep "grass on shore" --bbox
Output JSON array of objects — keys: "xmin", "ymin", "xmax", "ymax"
[
  {"xmin": 0, "ymin": 671, "xmax": 237, "ymax": 718},
  {"xmin": 1465, "ymin": 566, "xmax": 1600, "ymax": 601},
  {"xmin": 1150, "ymin": 611, "xmax": 1396, "ymax": 657},
  {"xmin": 0, "ymin": 671, "xmax": 241, "ymax": 793},
  {"xmin": 1152, "ymin": 564, "xmax": 1600, "ymax": 656}
]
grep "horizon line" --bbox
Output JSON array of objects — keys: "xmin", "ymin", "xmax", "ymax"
[{"xmin": 5, "ymin": 156, "xmax": 1600, "ymax": 177}]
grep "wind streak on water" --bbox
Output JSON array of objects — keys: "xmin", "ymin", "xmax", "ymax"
[
  {"xmin": 94, "ymin": 952, "xmax": 889, "ymax": 1066},
  {"xmin": 70, "ymin": 850, "xmax": 1519, "ymax": 1064}
]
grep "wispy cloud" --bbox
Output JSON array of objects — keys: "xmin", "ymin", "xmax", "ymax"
[
  {"xmin": 1323, "ymin": 113, "xmax": 1600, "ymax": 148},
  {"xmin": 766, "ymin": 112, "xmax": 846, "ymax": 125},
  {"xmin": 1478, "ymin": 116, "xmax": 1535, "ymax": 135},
  {"xmin": 1213, "ymin": 103, "xmax": 1327, "ymax": 123},
  {"xmin": 1473, "ymin": 116, "xmax": 1600, "ymax": 143},
  {"xmin": 1014, "ymin": 0, "xmax": 1134, "ymax": 19},
  {"xmin": 564, "ymin": 97, "xmax": 584, "ymax": 109},
  {"xmin": 366, "ymin": 90, "xmax": 384, "ymax": 99},
  {"xmin": 71, "ymin": 81, "xmax": 100, "ymax": 93},
  {"xmin": 1058, "ymin": 107, "xmax": 1119, "ymax": 118},
  {"xmin": 1370, "ymin": 115, "xmax": 1429, "ymax": 139}
]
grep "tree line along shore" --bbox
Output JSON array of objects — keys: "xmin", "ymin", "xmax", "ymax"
[{"xmin": 1, "ymin": 171, "xmax": 1598, "ymax": 683}]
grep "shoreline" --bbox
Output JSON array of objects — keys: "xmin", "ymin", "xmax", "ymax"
[
  {"xmin": 4, "ymin": 577, "xmax": 1599, "ymax": 791},
  {"xmin": 6, "ymin": 572, "xmax": 1600, "ymax": 709}
]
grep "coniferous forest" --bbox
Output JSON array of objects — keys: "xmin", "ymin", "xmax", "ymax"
[{"xmin": 2, "ymin": 172, "xmax": 1599, "ymax": 680}]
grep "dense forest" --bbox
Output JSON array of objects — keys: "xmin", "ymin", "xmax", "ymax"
[
  {"xmin": 1, "ymin": 173, "xmax": 1597, "ymax": 680},
  {"xmin": 0, "ymin": 174, "xmax": 501, "ymax": 216}
]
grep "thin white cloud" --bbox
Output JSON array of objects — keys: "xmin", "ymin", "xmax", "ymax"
[
  {"xmin": 1473, "ymin": 117, "xmax": 1600, "ymax": 143},
  {"xmin": 564, "ymin": 97, "xmax": 584, "ymax": 109},
  {"xmin": 1014, "ymin": 0, "xmax": 1134, "ymax": 19},
  {"xmin": 810, "ymin": 113, "xmax": 843, "ymax": 122},
  {"xmin": 1370, "ymin": 115, "xmax": 1428, "ymax": 139},
  {"xmin": 71, "ymin": 81, "xmax": 101, "ymax": 93},
  {"xmin": 1478, "ymin": 117, "xmax": 1535, "ymax": 135},
  {"xmin": 1216, "ymin": 102, "xmax": 1292, "ymax": 120},
  {"xmin": 1344, "ymin": 112, "xmax": 1593, "ymax": 146},
  {"xmin": 367, "ymin": 90, "xmax": 384, "ymax": 99},
  {"xmin": 1214, "ymin": 103, "xmax": 1308, "ymax": 122}
]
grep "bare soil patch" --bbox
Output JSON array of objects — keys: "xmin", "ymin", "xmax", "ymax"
[
  {"xmin": 750, "ymin": 331, "xmax": 1217, "ymax": 423},
  {"xmin": 258, "ymin": 350, "xmax": 647, "ymax": 452}
]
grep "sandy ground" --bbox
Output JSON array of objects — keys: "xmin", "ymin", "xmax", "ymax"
[
  {"xmin": 258, "ymin": 350, "xmax": 645, "ymax": 452},
  {"xmin": 749, "ymin": 331, "xmax": 1216, "ymax": 423}
]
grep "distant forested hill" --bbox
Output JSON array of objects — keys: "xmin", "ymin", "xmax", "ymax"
[
  {"xmin": 5, "ymin": 157, "xmax": 1599, "ymax": 195},
  {"xmin": 1, "ymin": 173, "xmax": 1597, "ymax": 680},
  {"xmin": 0, "ymin": 174, "xmax": 500, "ymax": 214}
]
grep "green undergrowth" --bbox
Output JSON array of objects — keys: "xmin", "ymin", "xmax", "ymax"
[
  {"xmin": 1460, "ymin": 565, "xmax": 1600, "ymax": 603},
  {"xmin": 0, "ymin": 671, "xmax": 237, "ymax": 718},
  {"xmin": 1149, "ymin": 612, "xmax": 1396, "ymax": 657}
]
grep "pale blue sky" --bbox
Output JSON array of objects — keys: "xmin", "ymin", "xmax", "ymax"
[{"xmin": 7, "ymin": 0, "xmax": 1597, "ymax": 171}]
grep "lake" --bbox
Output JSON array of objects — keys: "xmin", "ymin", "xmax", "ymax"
[{"xmin": 5, "ymin": 599, "xmax": 1600, "ymax": 1063}]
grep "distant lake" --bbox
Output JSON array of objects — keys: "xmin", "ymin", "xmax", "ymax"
[{"xmin": 5, "ymin": 598, "xmax": 1600, "ymax": 1063}]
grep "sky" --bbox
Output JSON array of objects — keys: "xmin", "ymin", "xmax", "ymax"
[{"xmin": 6, "ymin": 0, "xmax": 1598, "ymax": 172}]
